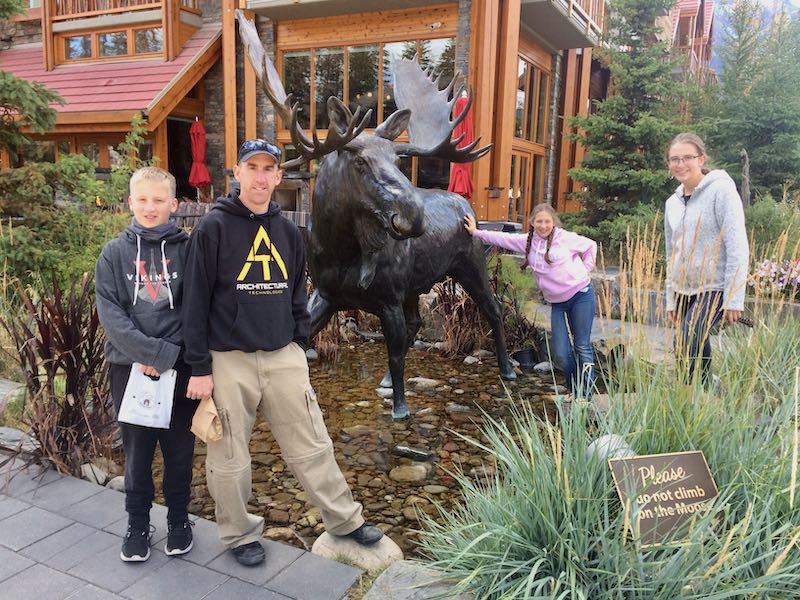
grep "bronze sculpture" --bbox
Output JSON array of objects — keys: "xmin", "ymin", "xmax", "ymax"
[{"xmin": 236, "ymin": 12, "xmax": 515, "ymax": 420}]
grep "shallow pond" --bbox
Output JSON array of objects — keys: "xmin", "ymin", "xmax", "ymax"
[{"xmin": 184, "ymin": 340, "xmax": 561, "ymax": 556}]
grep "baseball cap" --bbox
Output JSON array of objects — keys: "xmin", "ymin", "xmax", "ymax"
[{"xmin": 237, "ymin": 139, "xmax": 282, "ymax": 164}]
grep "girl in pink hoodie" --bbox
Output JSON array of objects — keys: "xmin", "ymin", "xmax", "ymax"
[{"xmin": 464, "ymin": 203, "xmax": 598, "ymax": 400}]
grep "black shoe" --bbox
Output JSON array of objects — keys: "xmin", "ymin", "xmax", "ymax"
[
  {"xmin": 231, "ymin": 541, "xmax": 265, "ymax": 566},
  {"xmin": 165, "ymin": 520, "xmax": 194, "ymax": 556},
  {"xmin": 120, "ymin": 525, "xmax": 151, "ymax": 562},
  {"xmin": 340, "ymin": 522, "xmax": 383, "ymax": 546}
]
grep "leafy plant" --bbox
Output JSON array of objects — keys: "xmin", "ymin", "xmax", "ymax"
[{"xmin": 0, "ymin": 274, "xmax": 115, "ymax": 474}]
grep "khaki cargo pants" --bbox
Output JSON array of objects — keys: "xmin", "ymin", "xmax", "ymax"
[{"xmin": 207, "ymin": 343, "xmax": 364, "ymax": 548}]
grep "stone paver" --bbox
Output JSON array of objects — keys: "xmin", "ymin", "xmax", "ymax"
[{"xmin": 0, "ymin": 451, "xmax": 363, "ymax": 600}]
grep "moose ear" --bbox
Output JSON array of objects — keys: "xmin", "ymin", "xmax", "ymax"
[
  {"xmin": 327, "ymin": 97, "xmax": 354, "ymax": 133},
  {"xmin": 374, "ymin": 108, "xmax": 411, "ymax": 141}
]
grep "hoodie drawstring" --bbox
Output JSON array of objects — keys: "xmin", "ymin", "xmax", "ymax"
[
  {"xmin": 161, "ymin": 240, "xmax": 175, "ymax": 310},
  {"xmin": 133, "ymin": 234, "xmax": 141, "ymax": 306}
]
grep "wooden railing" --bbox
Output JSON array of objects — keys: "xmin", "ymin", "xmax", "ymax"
[
  {"xmin": 564, "ymin": 0, "xmax": 606, "ymax": 39},
  {"xmin": 53, "ymin": 0, "xmax": 198, "ymax": 19}
]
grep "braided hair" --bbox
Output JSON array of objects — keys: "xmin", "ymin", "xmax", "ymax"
[{"xmin": 520, "ymin": 203, "xmax": 561, "ymax": 272}]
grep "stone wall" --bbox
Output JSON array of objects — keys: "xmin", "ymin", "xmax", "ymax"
[
  {"xmin": 455, "ymin": 0, "xmax": 471, "ymax": 84},
  {"xmin": 0, "ymin": 16, "xmax": 42, "ymax": 50}
]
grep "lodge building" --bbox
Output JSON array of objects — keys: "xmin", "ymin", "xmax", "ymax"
[{"xmin": 5, "ymin": 0, "xmax": 700, "ymax": 222}]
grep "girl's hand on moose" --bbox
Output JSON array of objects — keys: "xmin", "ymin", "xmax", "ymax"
[{"xmin": 463, "ymin": 214, "xmax": 477, "ymax": 235}]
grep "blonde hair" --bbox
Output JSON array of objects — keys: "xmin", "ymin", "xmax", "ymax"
[
  {"xmin": 521, "ymin": 203, "xmax": 562, "ymax": 271},
  {"xmin": 666, "ymin": 132, "xmax": 711, "ymax": 175},
  {"xmin": 129, "ymin": 166, "xmax": 176, "ymax": 198}
]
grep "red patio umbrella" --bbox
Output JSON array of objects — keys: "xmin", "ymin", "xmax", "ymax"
[
  {"xmin": 447, "ymin": 92, "xmax": 475, "ymax": 200},
  {"xmin": 189, "ymin": 118, "xmax": 212, "ymax": 196}
]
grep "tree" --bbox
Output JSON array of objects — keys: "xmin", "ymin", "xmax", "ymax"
[
  {"xmin": 568, "ymin": 0, "xmax": 684, "ymax": 225},
  {"xmin": 699, "ymin": 2, "xmax": 800, "ymax": 199},
  {"xmin": 0, "ymin": 0, "xmax": 64, "ymax": 153}
]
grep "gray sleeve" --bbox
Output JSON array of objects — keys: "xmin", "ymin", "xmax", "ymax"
[
  {"xmin": 714, "ymin": 182, "xmax": 749, "ymax": 311},
  {"xmin": 95, "ymin": 252, "xmax": 180, "ymax": 373}
]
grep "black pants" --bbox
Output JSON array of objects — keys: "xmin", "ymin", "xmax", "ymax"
[
  {"xmin": 674, "ymin": 291, "xmax": 724, "ymax": 386},
  {"xmin": 110, "ymin": 361, "xmax": 199, "ymax": 528}
]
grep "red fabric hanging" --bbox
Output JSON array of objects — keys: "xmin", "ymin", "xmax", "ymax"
[
  {"xmin": 188, "ymin": 119, "xmax": 212, "ymax": 189},
  {"xmin": 447, "ymin": 94, "xmax": 475, "ymax": 200}
]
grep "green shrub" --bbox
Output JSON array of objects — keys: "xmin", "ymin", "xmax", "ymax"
[
  {"xmin": 417, "ymin": 312, "xmax": 800, "ymax": 598},
  {"xmin": 745, "ymin": 196, "xmax": 800, "ymax": 260}
]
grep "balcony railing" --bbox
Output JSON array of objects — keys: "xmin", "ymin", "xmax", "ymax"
[
  {"xmin": 52, "ymin": 0, "xmax": 199, "ymax": 20},
  {"xmin": 562, "ymin": 0, "xmax": 606, "ymax": 38}
]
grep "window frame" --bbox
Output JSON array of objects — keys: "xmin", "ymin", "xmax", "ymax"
[{"xmin": 57, "ymin": 24, "xmax": 164, "ymax": 64}]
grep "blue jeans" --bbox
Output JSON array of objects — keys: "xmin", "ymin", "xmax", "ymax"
[
  {"xmin": 674, "ymin": 291, "xmax": 723, "ymax": 386},
  {"xmin": 550, "ymin": 286, "xmax": 596, "ymax": 399}
]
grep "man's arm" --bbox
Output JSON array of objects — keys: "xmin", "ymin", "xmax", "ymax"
[
  {"xmin": 291, "ymin": 227, "xmax": 311, "ymax": 350},
  {"xmin": 182, "ymin": 228, "xmax": 217, "ymax": 392}
]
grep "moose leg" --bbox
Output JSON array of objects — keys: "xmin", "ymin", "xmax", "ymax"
[
  {"xmin": 380, "ymin": 296, "xmax": 422, "ymax": 388},
  {"xmin": 308, "ymin": 289, "xmax": 338, "ymax": 337},
  {"xmin": 379, "ymin": 305, "xmax": 410, "ymax": 421},
  {"xmin": 452, "ymin": 262, "xmax": 517, "ymax": 382}
]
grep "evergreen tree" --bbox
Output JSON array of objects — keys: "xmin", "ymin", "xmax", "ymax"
[
  {"xmin": 569, "ymin": 0, "xmax": 683, "ymax": 225},
  {"xmin": 0, "ymin": 0, "xmax": 64, "ymax": 153}
]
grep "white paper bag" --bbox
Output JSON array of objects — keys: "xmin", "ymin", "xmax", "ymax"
[{"xmin": 118, "ymin": 364, "xmax": 177, "ymax": 429}]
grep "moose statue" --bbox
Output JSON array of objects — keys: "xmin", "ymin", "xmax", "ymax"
[{"xmin": 236, "ymin": 11, "xmax": 516, "ymax": 420}]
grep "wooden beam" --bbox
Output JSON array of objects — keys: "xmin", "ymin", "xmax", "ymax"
[
  {"xmin": 42, "ymin": 0, "xmax": 55, "ymax": 71},
  {"xmin": 572, "ymin": 48, "xmax": 592, "ymax": 170},
  {"xmin": 223, "ymin": 0, "xmax": 237, "ymax": 192},
  {"xmin": 489, "ymin": 0, "xmax": 521, "ymax": 221},
  {"xmin": 152, "ymin": 121, "xmax": 168, "ymax": 170},
  {"xmin": 468, "ymin": 0, "xmax": 501, "ymax": 220},
  {"xmin": 555, "ymin": 49, "xmax": 578, "ymax": 212},
  {"xmin": 164, "ymin": 0, "xmax": 176, "ymax": 61},
  {"xmin": 242, "ymin": 10, "xmax": 257, "ymax": 140}
]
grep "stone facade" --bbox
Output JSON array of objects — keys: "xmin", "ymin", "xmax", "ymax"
[
  {"xmin": 456, "ymin": 0, "xmax": 471, "ymax": 84},
  {"xmin": 0, "ymin": 15, "xmax": 42, "ymax": 50}
]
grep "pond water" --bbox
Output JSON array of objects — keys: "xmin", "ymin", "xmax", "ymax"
[{"xmin": 183, "ymin": 340, "xmax": 561, "ymax": 557}]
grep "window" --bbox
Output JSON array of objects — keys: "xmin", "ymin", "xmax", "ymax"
[
  {"xmin": 282, "ymin": 50, "xmax": 311, "ymax": 129},
  {"xmin": 134, "ymin": 28, "xmax": 163, "ymax": 54},
  {"xmin": 514, "ymin": 56, "xmax": 550, "ymax": 145},
  {"xmin": 81, "ymin": 143, "xmax": 99, "ymax": 165},
  {"xmin": 13, "ymin": 141, "xmax": 55, "ymax": 167},
  {"xmin": 348, "ymin": 45, "xmax": 379, "ymax": 129},
  {"xmin": 65, "ymin": 35, "xmax": 91, "ymax": 60},
  {"xmin": 314, "ymin": 47, "xmax": 344, "ymax": 129},
  {"xmin": 98, "ymin": 31, "xmax": 127, "ymax": 57}
]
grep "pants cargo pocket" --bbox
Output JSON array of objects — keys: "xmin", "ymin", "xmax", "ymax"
[
  {"xmin": 304, "ymin": 387, "xmax": 328, "ymax": 443},
  {"xmin": 218, "ymin": 407, "xmax": 234, "ymax": 460}
]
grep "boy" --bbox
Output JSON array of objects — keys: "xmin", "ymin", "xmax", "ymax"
[{"xmin": 96, "ymin": 167, "xmax": 199, "ymax": 562}]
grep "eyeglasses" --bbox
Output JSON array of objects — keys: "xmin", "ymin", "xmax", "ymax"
[
  {"xmin": 668, "ymin": 155, "xmax": 700, "ymax": 166},
  {"xmin": 238, "ymin": 139, "xmax": 282, "ymax": 159}
]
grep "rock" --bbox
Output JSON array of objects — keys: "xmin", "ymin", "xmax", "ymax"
[
  {"xmin": 472, "ymin": 349, "xmax": 494, "ymax": 359},
  {"xmin": 407, "ymin": 377, "xmax": 442, "ymax": 390},
  {"xmin": 362, "ymin": 559, "xmax": 475, "ymax": 600},
  {"xmin": 268, "ymin": 509, "xmax": 291, "ymax": 524},
  {"xmin": 91, "ymin": 457, "xmax": 122, "ymax": 477},
  {"xmin": 413, "ymin": 340, "xmax": 431, "ymax": 351},
  {"xmin": 454, "ymin": 389, "xmax": 465, "ymax": 395},
  {"xmin": 469, "ymin": 465, "xmax": 495, "ymax": 479},
  {"xmin": 390, "ymin": 445, "xmax": 433, "ymax": 461},
  {"xmin": 586, "ymin": 434, "xmax": 636, "ymax": 461},
  {"xmin": 80, "ymin": 462, "xmax": 108, "ymax": 485},
  {"xmin": 265, "ymin": 527, "xmax": 296, "ymax": 542},
  {"xmin": 376, "ymin": 388, "xmax": 394, "ymax": 399},
  {"xmin": 356, "ymin": 400, "xmax": 372, "ymax": 407},
  {"xmin": 463, "ymin": 356, "xmax": 480, "ymax": 365},
  {"xmin": 305, "ymin": 349, "xmax": 319, "ymax": 361},
  {"xmin": 445, "ymin": 402, "xmax": 471, "ymax": 414},
  {"xmin": 402, "ymin": 507, "xmax": 420, "ymax": 521},
  {"xmin": 533, "ymin": 361, "xmax": 552, "ymax": 373},
  {"xmin": 432, "ymin": 342, "xmax": 445, "ymax": 350},
  {"xmin": 423, "ymin": 485, "xmax": 449, "ymax": 494},
  {"xmin": 343, "ymin": 425, "xmax": 372, "ymax": 437},
  {"xmin": 0, "ymin": 426, "xmax": 37, "ymax": 453},
  {"xmin": 312, "ymin": 531, "xmax": 403, "ymax": 573},
  {"xmin": 389, "ymin": 464, "xmax": 430, "ymax": 483},
  {"xmin": 358, "ymin": 330, "xmax": 384, "ymax": 342},
  {"xmin": 105, "ymin": 475, "xmax": 125, "ymax": 492}
]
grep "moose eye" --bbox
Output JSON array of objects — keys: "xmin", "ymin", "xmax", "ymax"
[{"xmin": 353, "ymin": 156, "xmax": 367, "ymax": 169}]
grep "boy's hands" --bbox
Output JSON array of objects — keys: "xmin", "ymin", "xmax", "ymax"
[{"xmin": 187, "ymin": 375, "xmax": 214, "ymax": 400}]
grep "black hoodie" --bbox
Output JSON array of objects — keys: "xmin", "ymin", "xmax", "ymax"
[{"xmin": 182, "ymin": 190, "xmax": 310, "ymax": 376}]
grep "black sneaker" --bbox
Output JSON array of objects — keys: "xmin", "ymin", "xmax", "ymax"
[
  {"xmin": 339, "ymin": 522, "xmax": 383, "ymax": 546},
  {"xmin": 120, "ymin": 525, "xmax": 151, "ymax": 562},
  {"xmin": 165, "ymin": 520, "xmax": 194, "ymax": 556},
  {"xmin": 231, "ymin": 541, "xmax": 266, "ymax": 566}
]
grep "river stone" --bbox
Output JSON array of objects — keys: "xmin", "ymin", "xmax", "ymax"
[
  {"xmin": 106, "ymin": 475, "xmax": 125, "ymax": 492},
  {"xmin": 313, "ymin": 531, "xmax": 403, "ymax": 572},
  {"xmin": 423, "ymin": 485, "xmax": 449, "ymax": 494},
  {"xmin": 0, "ymin": 426, "xmax": 37, "ymax": 452},
  {"xmin": 413, "ymin": 340, "xmax": 431, "ymax": 351},
  {"xmin": 391, "ymin": 445, "xmax": 433, "ymax": 461},
  {"xmin": 268, "ymin": 509, "xmax": 290, "ymax": 524},
  {"xmin": 343, "ymin": 424, "xmax": 372, "ymax": 437},
  {"xmin": 586, "ymin": 434, "xmax": 636, "ymax": 461},
  {"xmin": 306, "ymin": 349, "xmax": 318, "ymax": 361},
  {"xmin": 376, "ymin": 387, "xmax": 394, "ymax": 399},
  {"xmin": 81, "ymin": 462, "xmax": 108, "ymax": 485},
  {"xmin": 533, "ymin": 361, "xmax": 552, "ymax": 373},
  {"xmin": 389, "ymin": 464, "xmax": 430, "ymax": 483},
  {"xmin": 407, "ymin": 377, "xmax": 441, "ymax": 390},
  {"xmin": 265, "ymin": 527, "xmax": 296, "ymax": 542},
  {"xmin": 463, "ymin": 356, "xmax": 480, "ymax": 366},
  {"xmin": 445, "ymin": 402, "xmax": 472, "ymax": 414},
  {"xmin": 362, "ymin": 560, "xmax": 475, "ymax": 600}
]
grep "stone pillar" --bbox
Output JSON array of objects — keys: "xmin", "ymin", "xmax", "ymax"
[{"xmin": 544, "ymin": 51, "xmax": 562, "ymax": 205}]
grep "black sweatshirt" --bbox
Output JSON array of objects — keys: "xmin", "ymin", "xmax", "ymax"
[{"xmin": 182, "ymin": 191, "xmax": 310, "ymax": 376}]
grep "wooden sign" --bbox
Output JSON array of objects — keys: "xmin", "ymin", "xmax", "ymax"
[{"xmin": 609, "ymin": 451, "xmax": 718, "ymax": 547}]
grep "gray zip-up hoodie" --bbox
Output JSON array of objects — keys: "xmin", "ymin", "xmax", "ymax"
[
  {"xmin": 664, "ymin": 169, "xmax": 749, "ymax": 312},
  {"xmin": 95, "ymin": 219, "xmax": 189, "ymax": 372}
]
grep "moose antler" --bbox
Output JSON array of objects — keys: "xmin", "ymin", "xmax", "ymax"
[
  {"xmin": 391, "ymin": 57, "xmax": 491, "ymax": 163},
  {"xmin": 235, "ymin": 9, "xmax": 370, "ymax": 168}
]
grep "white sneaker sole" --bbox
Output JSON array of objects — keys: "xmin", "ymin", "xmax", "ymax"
[
  {"xmin": 165, "ymin": 539, "xmax": 193, "ymax": 556},
  {"xmin": 120, "ymin": 547, "xmax": 151, "ymax": 562}
]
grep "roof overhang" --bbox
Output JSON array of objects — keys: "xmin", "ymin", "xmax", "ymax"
[
  {"xmin": 246, "ymin": 0, "xmax": 436, "ymax": 20},
  {"xmin": 520, "ymin": 0, "xmax": 601, "ymax": 50}
]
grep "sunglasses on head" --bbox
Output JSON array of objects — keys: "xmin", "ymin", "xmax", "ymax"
[{"xmin": 239, "ymin": 139, "xmax": 282, "ymax": 158}]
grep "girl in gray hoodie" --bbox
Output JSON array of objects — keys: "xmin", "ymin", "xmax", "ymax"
[{"xmin": 664, "ymin": 133, "xmax": 749, "ymax": 386}]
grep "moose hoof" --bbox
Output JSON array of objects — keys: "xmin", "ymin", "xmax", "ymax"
[
  {"xmin": 500, "ymin": 369, "xmax": 517, "ymax": 381},
  {"xmin": 391, "ymin": 407, "xmax": 410, "ymax": 421}
]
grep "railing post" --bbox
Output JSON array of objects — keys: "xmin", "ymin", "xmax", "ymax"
[{"xmin": 42, "ymin": 0, "xmax": 55, "ymax": 71}]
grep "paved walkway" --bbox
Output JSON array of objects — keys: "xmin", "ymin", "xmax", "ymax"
[{"xmin": 0, "ymin": 455, "xmax": 362, "ymax": 600}]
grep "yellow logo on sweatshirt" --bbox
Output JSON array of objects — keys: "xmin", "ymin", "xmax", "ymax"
[{"xmin": 237, "ymin": 226, "xmax": 288, "ymax": 282}]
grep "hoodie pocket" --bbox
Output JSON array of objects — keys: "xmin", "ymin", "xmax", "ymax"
[{"xmin": 230, "ymin": 300, "xmax": 294, "ymax": 350}]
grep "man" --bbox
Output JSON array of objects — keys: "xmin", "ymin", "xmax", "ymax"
[{"xmin": 183, "ymin": 139, "xmax": 383, "ymax": 566}]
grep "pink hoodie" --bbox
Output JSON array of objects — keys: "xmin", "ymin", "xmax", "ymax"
[{"xmin": 473, "ymin": 227, "xmax": 597, "ymax": 303}]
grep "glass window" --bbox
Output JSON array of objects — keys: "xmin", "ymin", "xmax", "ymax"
[
  {"xmin": 382, "ymin": 42, "xmax": 416, "ymax": 120},
  {"xmin": 314, "ymin": 47, "xmax": 344, "ymax": 129},
  {"xmin": 515, "ymin": 60, "xmax": 527, "ymax": 139},
  {"xmin": 416, "ymin": 156, "xmax": 450, "ymax": 190},
  {"xmin": 524, "ymin": 67, "xmax": 537, "ymax": 141},
  {"xmin": 532, "ymin": 155, "xmax": 544, "ymax": 205},
  {"xmin": 65, "ymin": 35, "xmax": 91, "ymax": 60},
  {"xmin": 398, "ymin": 156, "xmax": 413, "ymax": 182},
  {"xmin": 98, "ymin": 31, "xmax": 127, "ymax": 57},
  {"xmin": 283, "ymin": 50, "xmax": 311, "ymax": 129},
  {"xmin": 56, "ymin": 141, "xmax": 71, "ymax": 159},
  {"xmin": 422, "ymin": 37, "xmax": 455, "ymax": 90},
  {"xmin": 507, "ymin": 155, "xmax": 517, "ymax": 221},
  {"xmin": 535, "ymin": 73, "xmax": 549, "ymax": 144},
  {"xmin": 108, "ymin": 144, "xmax": 125, "ymax": 168},
  {"xmin": 348, "ymin": 45, "xmax": 379, "ymax": 129},
  {"xmin": 135, "ymin": 28, "xmax": 163, "ymax": 54},
  {"xmin": 138, "ymin": 141, "xmax": 153, "ymax": 164},
  {"xmin": 282, "ymin": 144, "xmax": 309, "ymax": 173},
  {"xmin": 16, "ymin": 141, "xmax": 55, "ymax": 165},
  {"xmin": 81, "ymin": 143, "xmax": 99, "ymax": 165}
]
